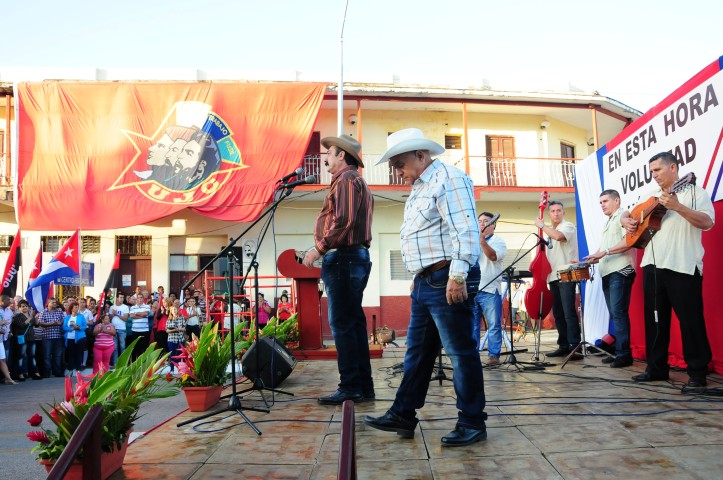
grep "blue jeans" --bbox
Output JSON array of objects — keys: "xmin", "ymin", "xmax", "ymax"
[
  {"xmin": 549, "ymin": 280, "xmax": 580, "ymax": 348},
  {"xmin": 111, "ymin": 330, "xmax": 127, "ymax": 365},
  {"xmin": 42, "ymin": 338, "xmax": 65, "ymax": 377},
  {"xmin": 602, "ymin": 271, "xmax": 635, "ymax": 359},
  {"xmin": 474, "ymin": 291, "xmax": 503, "ymax": 356},
  {"xmin": 391, "ymin": 263, "xmax": 487, "ymax": 429},
  {"xmin": 321, "ymin": 247, "xmax": 373, "ymax": 395}
]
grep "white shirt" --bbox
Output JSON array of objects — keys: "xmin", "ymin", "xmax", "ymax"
[
  {"xmin": 598, "ymin": 208, "xmax": 637, "ymax": 277},
  {"xmin": 546, "ymin": 220, "xmax": 578, "ymax": 283},
  {"xmin": 401, "ymin": 160, "xmax": 480, "ymax": 277},
  {"xmin": 130, "ymin": 304, "xmax": 151, "ymax": 332},
  {"xmin": 641, "ymin": 185, "xmax": 714, "ymax": 274},
  {"xmin": 478, "ymin": 234, "xmax": 507, "ymax": 294},
  {"xmin": 110, "ymin": 304, "xmax": 129, "ymax": 331}
]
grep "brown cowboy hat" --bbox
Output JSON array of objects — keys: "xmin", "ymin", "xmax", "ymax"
[{"xmin": 321, "ymin": 135, "xmax": 364, "ymax": 168}]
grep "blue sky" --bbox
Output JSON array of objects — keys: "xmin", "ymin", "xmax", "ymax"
[{"xmin": 3, "ymin": 0, "xmax": 721, "ymax": 112}]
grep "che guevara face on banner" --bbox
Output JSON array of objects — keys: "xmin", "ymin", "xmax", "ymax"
[{"xmin": 110, "ymin": 101, "xmax": 244, "ymax": 204}]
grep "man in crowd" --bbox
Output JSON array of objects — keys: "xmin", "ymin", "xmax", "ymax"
[
  {"xmin": 623, "ymin": 152, "xmax": 714, "ymax": 392},
  {"xmin": 535, "ymin": 200, "xmax": 581, "ymax": 358},
  {"xmin": 303, "ymin": 134, "xmax": 374, "ymax": 405},
  {"xmin": 37, "ymin": 298, "xmax": 65, "ymax": 377},
  {"xmin": 128, "ymin": 294, "xmax": 151, "ymax": 360},
  {"xmin": 364, "ymin": 128, "xmax": 486, "ymax": 447},
  {"xmin": 109, "ymin": 293, "xmax": 129, "ymax": 367},
  {"xmin": 474, "ymin": 212, "xmax": 506, "ymax": 365},
  {"xmin": 584, "ymin": 189, "xmax": 637, "ymax": 368}
]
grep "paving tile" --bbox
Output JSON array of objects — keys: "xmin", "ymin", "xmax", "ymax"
[
  {"xmin": 618, "ymin": 416, "xmax": 723, "ymax": 446},
  {"xmin": 424, "ymin": 426, "xmax": 538, "ymax": 458},
  {"xmin": 190, "ymin": 462, "xmax": 314, "ymax": 479},
  {"xmin": 430, "ymin": 454, "xmax": 562, "ymax": 479},
  {"xmin": 518, "ymin": 422, "xmax": 649, "ymax": 453},
  {"xmin": 547, "ymin": 448, "xmax": 700, "ymax": 480}
]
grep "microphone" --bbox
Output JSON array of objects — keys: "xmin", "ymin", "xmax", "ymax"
[
  {"xmin": 487, "ymin": 213, "xmax": 500, "ymax": 226},
  {"xmin": 534, "ymin": 233, "xmax": 552, "ymax": 249},
  {"xmin": 281, "ymin": 175, "xmax": 317, "ymax": 189},
  {"xmin": 277, "ymin": 167, "xmax": 305, "ymax": 183}
]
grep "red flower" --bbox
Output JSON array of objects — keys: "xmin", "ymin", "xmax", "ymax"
[
  {"xmin": 27, "ymin": 413, "xmax": 43, "ymax": 427},
  {"xmin": 27, "ymin": 430, "xmax": 51, "ymax": 445},
  {"xmin": 64, "ymin": 376, "xmax": 72, "ymax": 402},
  {"xmin": 165, "ymin": 373, "xmax": 173, "ymax": 383},
  {"xmin": 49, "ymin": 408, "xmax": 60, "ymax": 423}
]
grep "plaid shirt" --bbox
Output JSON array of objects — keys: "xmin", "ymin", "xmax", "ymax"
[
  {"xmin": 314, "ymin": 165, "xmax": 373, "ymax": 254},
  {"xmin": 37, "ymin": 308, "xmax": 65, "ymax": 340},
  {"xmin": 401, "ymin": 160, "xmax": 480, "ymax": 278}
]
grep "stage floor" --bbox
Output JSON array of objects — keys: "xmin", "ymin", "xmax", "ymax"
[{"xmin": 116, "ymin": 330, "xmax": 723, "ymax": 479}]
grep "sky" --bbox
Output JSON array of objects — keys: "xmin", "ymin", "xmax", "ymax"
[{"xmin": 2, "ymin": 0, "xmax": 722, "ymax": 113}]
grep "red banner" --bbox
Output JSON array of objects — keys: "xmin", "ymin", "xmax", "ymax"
[{"xmin": 16, "ymin": 82, "xmax": 327, "ymax": 230}]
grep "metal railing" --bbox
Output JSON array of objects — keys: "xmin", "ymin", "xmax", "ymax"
[
  {"xmin": 337, "ymin": 399, "xmax": 357, "ymax": 480},
  {"xmin": 48, "ymin": 404, "xmax": 103, "ymax": 480},
  {"xmin": 303, "ymin": 153, "xmax": 579, "ymax": 188}
]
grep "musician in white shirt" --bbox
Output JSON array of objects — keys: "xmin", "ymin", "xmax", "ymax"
[{"xmin": 622, "ymin": 152, "xmax": 714, "ymax": 392}]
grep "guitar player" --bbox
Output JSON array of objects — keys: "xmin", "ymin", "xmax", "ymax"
[{"xmin": 621, "ymin": 151, "xmax": 714, "ymax": 393}]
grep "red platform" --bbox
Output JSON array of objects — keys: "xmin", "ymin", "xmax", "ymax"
[{"xmin": 290, "ymin": 344, "xmax": 384, "ymax": 361}]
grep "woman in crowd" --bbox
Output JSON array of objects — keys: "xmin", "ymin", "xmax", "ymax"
[
  {"xmin": 62, "ymin": 301, "xmax": 87, "ymax": 376},
  {"xmin": 276, "ymin": 293, "xmax": 293, "ymax": 322},
  {"xmin": 181, "ymin": 296, "xmax": 202, "ymax": 340},
  {"xmin": 165, "ymin": 304, "xmax": 186, "ymax": 372},
  {"xmin": 92, "ymin": 313, "xmax": 116, "ymax": 373},
  {"xmin": 155, "ymin": 298, "xmax": 171, "ymax": 353},
  {"xmin": 10, "ymin": 300, "xmax": 37, "ymax": 381}
]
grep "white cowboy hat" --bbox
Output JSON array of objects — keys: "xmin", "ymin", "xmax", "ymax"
[
  {"xmin": 321, "ymin": 135, "xmax": 364, "ymax": 168},
  {"xmin": 375, "ymin": 128, "xmax": 445, "ymax": 166}
]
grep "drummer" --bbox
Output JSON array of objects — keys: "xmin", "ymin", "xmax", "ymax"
[
  {"xmin": 584, "ymin": 189, "xmax": 637, "ymax": 368},
  {"xmin": 534, "ymin": 200, "xmax": 581, "ymax": 359}
]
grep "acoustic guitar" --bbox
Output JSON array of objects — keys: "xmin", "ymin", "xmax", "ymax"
[{"xmin": 625, "ymin": 172, "xmax": 696, "ymax": 249}]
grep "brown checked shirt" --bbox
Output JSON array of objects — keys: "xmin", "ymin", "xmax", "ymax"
[{"xmin": 314, "ymin": 165, "xmax": 373, "ymax": 254}]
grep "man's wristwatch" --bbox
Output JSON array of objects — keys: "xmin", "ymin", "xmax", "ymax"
[{"xmin": 449, "ymin": 275, "xmax": 466, "ymax": 285}]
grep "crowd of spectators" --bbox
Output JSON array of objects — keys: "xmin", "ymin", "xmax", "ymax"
[{"xmin": 0, "ymin": 285, "xmax": 294, "ymax": 385}]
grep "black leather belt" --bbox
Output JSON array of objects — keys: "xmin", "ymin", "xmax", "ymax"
[{"xmin": 417, "ymin": 259, "xmax": 451, "ymax": 278}]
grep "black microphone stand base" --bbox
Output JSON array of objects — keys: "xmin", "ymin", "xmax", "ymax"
[
  {"xmin": 176, "ymin": 393, "xmax": 269, "ymax": 435},
  {"xmin": 429, "ymin": 349, "xmax": 453, "ymax": 386},
  {"xmin": 236, "ymin": 379, "xmax": 294, "ymax": 409}
]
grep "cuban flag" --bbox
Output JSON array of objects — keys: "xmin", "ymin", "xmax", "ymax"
[{"xmin": 25, "ymin": 230, "xmax": 80, "ymax": 312}]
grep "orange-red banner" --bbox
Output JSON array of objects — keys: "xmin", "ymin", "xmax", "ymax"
[{"xmin": 16, "ymin": 82, "xmax": 327, "ymax": 230}]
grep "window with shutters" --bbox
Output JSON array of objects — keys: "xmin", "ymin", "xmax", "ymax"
[
  {"xmin": 41, "ymin": 236, "xmax": 70, "ymax": 253},
  {"xmin": 116, "ymin": 236, "xmax": 152, "ymax": 256},
  {"xmin": 560, "ymin": 142, "xmax": 576, "ymax": 187},
  {"xmin": 0, "ymin": 235, "xmax": 13, "ymax": 251},
  {"xmin": 445, "ymin": 134, "xmax": 462, "ymax": 150},
  {"xmin": 390, "ymin": 250, "xmax": 414, "ymax": 280}
]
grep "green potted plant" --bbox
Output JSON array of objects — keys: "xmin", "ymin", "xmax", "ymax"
[
  {"xmin": 174, "ymin": 321, "xmax": 245, "ymax": 411},
  {"xmin": 235, "ymin": 313, "xmax": 299, "ymax": 354},
  {"xmin": 27, "ymin": 339, "xmax": 178, "ymax": 479}
]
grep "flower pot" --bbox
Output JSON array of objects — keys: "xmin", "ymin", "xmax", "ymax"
[
  {"xmin": 182, "ymin": 385, "xmax": 224, "ymax": 411},
  {"xmin": 39, "ymin": 434, "xmax": 130, "ymax": 480}
]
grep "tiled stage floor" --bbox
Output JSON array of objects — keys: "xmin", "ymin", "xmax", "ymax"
[{"xmin": 112, "ymin": 331, "xmax": 723, "ymax": 479}]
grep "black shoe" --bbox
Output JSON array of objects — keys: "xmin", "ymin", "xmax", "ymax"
[
  {"xmin": 632, "ymin": 371, "xmax": 669, "ymax": 382},
  {"xmin": 441, "ymin": 426, "xmax": 487, "ymax": 447},
  {"xmin": 31, "ymin": 373, "xmax": 43, "ymax": 380},
  {"xmin": 318, "ymin": 389, "xmax": 363, "ymax": 405},
  {"xmin": 547, "ymin": 348, "xmax": 570, "ymax": 357},
  {"xmin": 362, "ymin": 391, "xmax": 376, "ymax": 402},
  {"xmin": 610, "ymin": 357, "xmax": 633, "ymax": 368},
  {"xmin": 681, "ymin": 379, "xmax": 707, "ymax": 394},
  {"xmin": 601, "ymin": 356, "xmax": 615, "ymax": 364},
  {"xmin": 364, "ymin": 411, "xmax": 416, "ymax": 438}
]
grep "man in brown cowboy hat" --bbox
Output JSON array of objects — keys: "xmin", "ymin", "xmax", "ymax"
[{"xmin": 303, "ymin": 135, "xmax": 375, "ymax": 405}]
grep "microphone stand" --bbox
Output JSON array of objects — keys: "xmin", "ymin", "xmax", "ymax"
[
  {"xmin": 478, "ymin": 237, "xmax": 551, "ymax": 371},
  {"xmin": 177, "ymin": 184, "xmax": 297, "ymax": 433}
]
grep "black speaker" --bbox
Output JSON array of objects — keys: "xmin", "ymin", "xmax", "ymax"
[{"xmin": 241, "ymin": 335, "xmax": 297, "ymax": 388}]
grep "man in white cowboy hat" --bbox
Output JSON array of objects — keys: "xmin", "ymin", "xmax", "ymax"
[
  {"xmin": 364, "ymin": 128, "xmax": 487, "ymax": 447},
  {"xmin": 303, "ymin": 135, "xmax": 375, "ymax": 405}
]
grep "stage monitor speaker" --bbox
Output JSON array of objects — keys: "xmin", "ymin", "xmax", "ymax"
[{"xmin": 241, "ymin": 335, "xmax": 297, "ymax": 388}]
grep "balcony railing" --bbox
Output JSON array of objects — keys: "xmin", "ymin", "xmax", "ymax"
[{"xmin": 303, "ymin": 154, "xmax": 579, "ymax": 188}]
